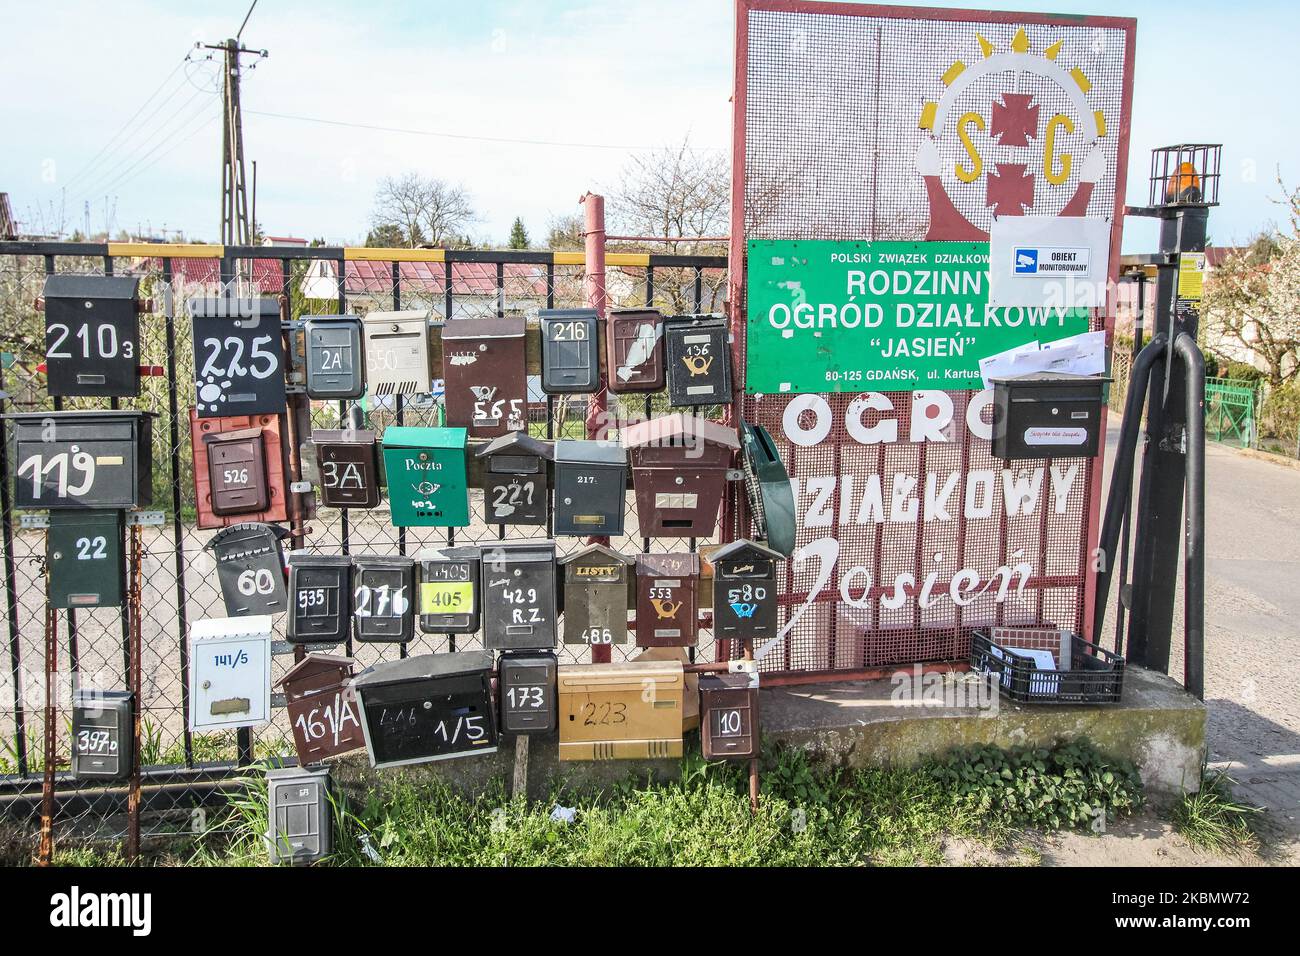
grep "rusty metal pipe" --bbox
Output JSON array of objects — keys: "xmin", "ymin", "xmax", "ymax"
[{"xmin": 126, "ymin": 525, "xmax": 143, "ymax": 860}]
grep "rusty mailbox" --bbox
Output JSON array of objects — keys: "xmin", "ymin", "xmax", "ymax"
[
  {"xmin": 635, "ymin": 552, "xmax": 699, "ymax": 648},
  {"xmin": 540, "ymin": 308, "xmax": 599, "ymax": 394},
  {"xmin": 561, "ymin": 544, "xmax": 631, "ymax": 647},
  {"xmin": 304, "ymin": 315, "xmax": 365, "ymax": 400},
  {"xmin": 665, "ymin": 314, "xmax": 731, "ymax": 406},
  {"xmin": 557, "ymin": 660, "xmax": 684, "ymax": 760},
  {"xmin": 553, "ymin": 439, "xmax": 627, "ymax": 537},
  {"xmin": 276, "ymin": 653, "xmax": 366, "ymax": 764},
  {"xmin": 312, "ymin": 426, "xmax": 381, "ymax": 510},
  {"xmin": 481, "ymin": 540, "xmax": 557, "ymax": 650},
  {"xmin": 190, "ymin": 411, "xmax": 286, "ymax": 529},
  {"xmin": 418, "ymin": 546, "xmax": 481, "ymax": 634},
  {"xmin": 475, "ymin": 431, "xmax": 552, "ymax": 526},
  {"xmin": 699, "ymin": 670, "xmax": 760, "ymax": 761},
  {"xmin": 622, "ymin": 414, "xmax": 739, "ymax": 538},
  {"xmin": 499, "ymin": 650, "xmax": 558, "ymax": 735},
  {"xmin": 352, "ymin": 554, "xmax": 415, "ymax": 643},
  {"xmin": 43, "ymin": 275, "xmax": 142, "ymax": 398},
  {"xmin": 206, "ymin": 522, "xmax": 289, "ymax": 617},
  {"xmin": 607, "ymin": 308, "xmax": 664, "ymax": 393},
  {"xmin": 442, "ymin": 317, "xmax": 528, "ymax": 439},
  {"xmin": 363, "ymin": 309, "xmax": 432, "ymax": 396},
  {"xmin": 287, "ymin": 553, "xmax": 351, "ymax": 645},
  {"xmin": 709, "ymin": 539, "xmax": 782, "ymax": 644},
  {"xmin": 7, "ymin": 410, "xmax": 154, "ymax": 510}
]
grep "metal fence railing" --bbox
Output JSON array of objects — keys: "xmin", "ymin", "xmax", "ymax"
[{"xmin": 1204, "ymin": 377, "xmax": 1258, "ymax": 448}]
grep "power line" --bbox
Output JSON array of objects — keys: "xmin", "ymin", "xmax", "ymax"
[
  {"xmin": 237, "ymin": 0, "xmax": 259, "ymax": 40},
  {"xmin": 92, "ymin": 102, "xmax": 221, "ymax": 200}
]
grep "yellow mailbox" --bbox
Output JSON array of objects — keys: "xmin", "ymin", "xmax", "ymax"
[{"xmin": 557, "ymin": 660, "xmax": 684, "ymax": 761}]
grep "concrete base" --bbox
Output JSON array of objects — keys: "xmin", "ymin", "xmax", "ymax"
[{"xmin": 329, "ymin": 665, "xmax": 1205, "ymax": 805}]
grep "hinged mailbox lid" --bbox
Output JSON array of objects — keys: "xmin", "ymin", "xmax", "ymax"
[
  {"xmin": 353, "ymin": 649, "xmax": 495, "ymax": 689},
  {"xmin": 557, "ymin": 659, "xmax": 685, "ymax": 692},
  {"xmin": 476, "ymin": 431, "xmax": 553, "ymax": 525},
  {"xmin": 621, "ymin": 413, "xmax": 739, "ymax": 465},
  {"xmin": 275, "ymin": 652, "xmax": 358, "ymax": 700},
  {"xmin": 7, "ymin": 410, "xmax": 155, "ymax": 510},
  {"xmin": 43, "ymin": 274, "xmax": 142, "ymax": 398},
  {"xmin": 206, "ymin": 521, "xmax": 290, "ymax": 617}
]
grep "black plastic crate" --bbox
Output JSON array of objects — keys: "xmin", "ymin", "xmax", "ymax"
[{"xmin": 971, "ymin": 627, "xmax": 1124, "ymax": 705}]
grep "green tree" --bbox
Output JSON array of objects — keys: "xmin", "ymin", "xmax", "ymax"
[{"xmin": 508, "ymin": 217, "xmax": 530, "ymax": 249}]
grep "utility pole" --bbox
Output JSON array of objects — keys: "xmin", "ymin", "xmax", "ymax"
[{"xmin": 202, "ymin": 37, "xmax": 266, "ymax": 248}]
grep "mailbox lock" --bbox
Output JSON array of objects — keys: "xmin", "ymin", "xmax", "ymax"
[
  {"xmin": 423, "ymin": 700, "xmax": 432, "ymax": 710},
  {"xmin": 52, "ymin": 550, "xmax": 62, "ymax": 560},
  {"xmin": 84, "ymin": 301, "xmax": 93, "ymax": 309},
  {"xmin": 418, "ymin": 452, "xmax": 429, "ymax": 462},
  {"xmin": 202, "ymin": 680, "xmax": 211, "ymax": 690},
  {"xmin": 390, "ymin": 324, "xmax": 400, "ymax": 333},
  {"xmin": 1051, "ymin": 407, "xmax": 1060, "ymax": 415},
  {"xmin": 675, "ymin": 476, "xmax": 683, "ymax": 485}
]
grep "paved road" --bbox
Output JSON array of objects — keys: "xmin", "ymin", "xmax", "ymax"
[{"xmin": 1102, "ymin": 423, "xmax": 1300, "ymax": 839}]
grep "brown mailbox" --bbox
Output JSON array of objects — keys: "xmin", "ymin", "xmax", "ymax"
[
  {"xmin": 276, "ymin": 653, "xmax": 366, "ymax": 764},
  {"xmin": 190, "ymin": 411, "xmax": 287, "ymax": 529},
  {"xmin": 607, "ymin": 308, "xmax": 665, "ymax": 393},
  {"xmin": 475, "ymin": 431, "xmax": 552, "ymax": 526},
  {"xmin": 699, "ymin": 671, "xmax": 760, "ymax": 760},
  {"xmin": 442, "ymin": 317, "xmax": 528, "ymax": 439},
  {"xmin": 561, "ymin": 543, "xmax": 631, "ymax": 646},
  {"xmin": 312, "ymin": 427, "xmax": 381, "ymax": 509},
  {"xmin": 635, "ymin": 552, "xmax": 699, "ymax": 647},
  {"xmin": 622, "ymin": 414, "xmax": 739, "ymax": 538}
]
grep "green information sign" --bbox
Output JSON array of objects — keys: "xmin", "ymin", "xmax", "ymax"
[{"xmin": 745, "ymin": 240, "xmax": 1089, "ymax": 394}]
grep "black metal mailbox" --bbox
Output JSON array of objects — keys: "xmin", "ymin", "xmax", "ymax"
[
  {"xmin": 312, "ymin": 426, "xmax": 381, "ymax": 509},
  {"xmin": 540, "ymin": 308, "xmax": 600, "ymax": 394},
  {"xmin": 7, "ymin": 410, "xmax": 154, "ymax": 509},
  {"xmin": 418, "ymin": 546, "xmax": 481, "ymax": 634},
  {"xmin": 304, "ymin": 315, "xmax": 365, "ymax": 399},
  {"xmin": 481, "ymin": 540, "xmax": 558, "ymax": 650},
  {"xmin": 71, "ymin": 689, "xmax": 133, "ymax": 780},
  {"xmin": 552, "ymin": 439, "xmax": 627, "ymax": 537},
  {"xmin": 665, "ymin": 314, "xmax": 731, "ymax": 406},
  {"xmin": 560, "ymin": 543, "xmax": 631, "ymax": 646},
  {"xmin": 206, "ymin": 522, "xmax": 290, "ymax": 617},
  {"xmin": 699, "ymin": 671, "xmax": 760, "ymax": 760},
  {"xmin": 189, "ymin": 296, "xmax": 287, "ymax": 417},
  {"xmin": 287, "ymin": 553, "xmax": 351, "ymax": 645},
  {"xmin": 634, "ymin": 552, "xmax": 699, "ymax": 647},
  {"xmin": 353, "ymin": 651, "xmax": 498, "ymax": 767},
  {"xmin": 476, "ymin": 431, "xmax": 552, "ymax": 526},
  {"xmin": 708, "ymin": 539, "xmax": 782, "ymax": 643},
  {"xmin": 43, "ymin": 275, "xmax": 142, "ymax": 398},
  {"xmin": 991, "ymin": 373, "xmax": 1109, "ymax": 461},
  {"xmin": 47, "ymin": 510, "xmax": 124, "ymax": 609},
  {"xmin": 498, "ymin": 650, "xmax": 558, "ymax": 735},
  {"xmin": 352, "ymin": 554, "xmax": 415, "ymax": 643}
]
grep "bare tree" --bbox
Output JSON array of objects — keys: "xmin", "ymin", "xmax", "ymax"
[
  {"xmin": 545, "ymin": 213, "xmax": 584, "ymax": 251},
  {"xmin": 609, "ymin": 137, "xmax": 729, "ymax": 253},
  {"xmin": 370, "ymin": 172, "xmax": 476, "ymax": 248}
]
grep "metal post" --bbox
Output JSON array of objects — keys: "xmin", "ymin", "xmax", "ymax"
[
  {"xmin": 0, "ymin": 357, "xmax": 27, "ymax": 776},
  {"xmin": 1175, "ymin": 333, "xmax": 1206, "ymax": 699},
  {"xmin": 126, "ymin": 523, "xmax": 143, "ymax": 860},
  {"xmin": 581, "ymin": 193, "xmax": 612, "ymax": 665},
  {"xmin": 38, "ymin": 554, "xmax": 56, "ymax": 867}
]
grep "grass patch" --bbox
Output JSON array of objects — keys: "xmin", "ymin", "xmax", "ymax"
[{"xmin": 1171, "ymin": 770, "xmax": 1262, "ymax": 855}]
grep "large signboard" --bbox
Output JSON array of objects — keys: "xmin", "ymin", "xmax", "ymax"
[{"xmin": 745, "ymin": 239, "xmax": 1088, "ymax": 393}]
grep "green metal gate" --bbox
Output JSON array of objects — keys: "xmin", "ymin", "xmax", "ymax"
[{"xmin": 1205, "ymin": 377, "xmax": 1257, "ymax": 447}]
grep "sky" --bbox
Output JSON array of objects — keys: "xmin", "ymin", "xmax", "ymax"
[{"xmin": 1, "ymin": 0, "xmax": 1295, "ymax": 252}]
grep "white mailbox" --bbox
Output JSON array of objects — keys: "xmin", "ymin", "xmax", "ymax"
[{"xmin": 188, "ymin": 615, "xmax": 273, "ymax": 732}]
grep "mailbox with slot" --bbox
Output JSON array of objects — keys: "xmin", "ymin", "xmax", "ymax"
[
  {"xmin": 418, "ymin": 546, "xmax": 480, "ymax": 634},
  {"xmin": 476, "ymin": 431, "xmax": 552, "ymax": 526},
  {"xmin": 304, "ymin": 315, "xmax": 365, "ymax": 399},
  {"xmin": 708, "ymin": 539, "xmax": 782, "ymax": 644},
  {"xmin": 664, "ymin": 314, "xmax": 731, "ymax": 406},
  {"xmin": 442, "ymin": 317, "xmax": 528, "ymax": 438},
  {"xmin": 43, "ymin": 275, "xmax": 142, "ymax": 398},
  {"xmin": 352, "ymin": 555, "xmax": 415, "ymax": 643},
  {"xmin": 363, "ymin": 309, "xmax": 432, "ymax": 396},
  {"xmin": 287, "ymin": 553, "xmax": 351, "ymax": 645},
  {"xmin": 607, "ymin": 307, "xmax": 665, "ymax": 392},
  {"xmin": 188, "ymin": 615, "xmax": 272, "ymax": 732},
  {"xmin": 622, "ymin": 414, "xmax": 738, "ymax": 538},
  {"xmin": 635, "ymin": 553, "xmax": 699, "ymax": 647},
  {"xmin": 540, "ymin": 308, "xmax": 599, "ymax": 394},
  {"xmin": 353, "ymin": 651, "xmax": 498, "ymax": 768},
  {"xmin": 71, "ymin": 689, "xmax": 133, "ymax": 781},
  {"xmin": 47, "ymin": 510, "xmax": 124, "ymax": 609},
  {"xmin": 189, "ymin": 297, "xmax": 286, "ymax": 417},
  {"xmin": 552, "ymin": 439, "xmax": 627, "ymax": 537},
  {"xmin": 205, "ymin": 522, "xmax": 289, "ymax": 617},
  {"xmin": 561, "ymin": 544, "xmax": 631, "ymax": 647},
  {"xmin": 991, "ymin": 373, "xmax": 1109, "ymax": 461},
  {"xmin": 312, "ymin": 425, "xmax": 381, "ymax": 509},
  {"xmin": 266, "ymin": 766, "xmax": 332, "ymax": 865},
  {"xmin": 558, "ymin": 660, "xmax": 684, "ymax": 760},
  {"xmin": 499, "ymin": 650, "xmax": 558, "ymax": 735},
  {"xmin": 190, "ymin": 412, "xmax": 287, "ymax": 528},
  {"xmin": 6, "ymin": 410, "xmax": 154, "ymax": 510},
  {"xmin": 699, "ymin": 670, "xmax": 760, "ymax": 760},
  {"xmin": 275, "ymin": 653, "xmax": 366, "ymax": 764},
  {"xmin": 381, "ymin": 426, "xmax": 469, "ymax": 527},
  {"xmin": 482, "ymin": 540, "xmax": 558, "ymax": 650}
]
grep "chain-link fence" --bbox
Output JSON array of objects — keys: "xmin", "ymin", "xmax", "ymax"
[{"xmin": 0, "ymin": 243, "xmax": 727, "ymax": 857}]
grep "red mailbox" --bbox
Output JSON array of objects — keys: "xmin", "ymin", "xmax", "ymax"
[
  {"xmin": 607, "ymin": 308, "xmax": 664, "ymax": 392},
  {"xmin": 634, "ymin": 552, "xmax": 699, "ymax": 647},
  {"xmin": 442, "ymin": 317, "xmax": 528, "ymax": 439},
  {"xmin": 622, "ymin": 414, "xmax": 739, "ymax": 538},
  {"xmin": 275, "ymin": 653, "xmax": 366, "ymax": 764},
  {"xmin": 190, "ymin": 411, "xmax": 287, "ymax": 529}
]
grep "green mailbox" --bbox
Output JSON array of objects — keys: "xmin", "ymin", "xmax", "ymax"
[
  {"xmin": 47, "ymin": 510, "xmax": 125, "ymax": 609},
  {"xmin": 381, "ymin": 426, "xmax": 469, "ymax": 527}
]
